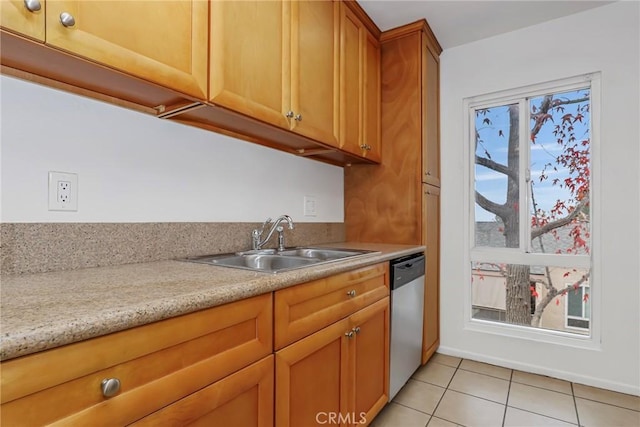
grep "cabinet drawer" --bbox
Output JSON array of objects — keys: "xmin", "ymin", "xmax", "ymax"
[
  {"xmin": 0, "ymin": 293, "xmax": 272, "ymax": 426},
  {"xmin": 274, "ymin": 263, "xmax": 389, "ymax": 350},
  {"xmin": 133, "ymin": 355, "xmax": 274, "ymax": 427}
]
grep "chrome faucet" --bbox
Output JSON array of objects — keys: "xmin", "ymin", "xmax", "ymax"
[{"xmin": 252, "ymin": 215, "xmax": 295, "ymax": 251}]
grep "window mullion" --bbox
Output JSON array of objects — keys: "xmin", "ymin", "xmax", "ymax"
[{"xmin": 519, "ymin": 98, "xmax": 530, "ymax": 254}]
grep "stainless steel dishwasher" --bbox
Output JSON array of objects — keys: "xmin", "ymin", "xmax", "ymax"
[{"xmin": 389, "ymin": 252, "xmax": 425, "ymax": 400}]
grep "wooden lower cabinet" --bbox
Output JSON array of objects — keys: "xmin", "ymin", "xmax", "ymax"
[
  {"xmin": 133, "ymin": 355, "xmax": 274, "ymax": 427},
  {"xmin": 0, "ymin": 294, "xmax": 272, "ymax": 426},
  {"xmin": 276, "ymin": 297, "xmax": 389, "ymax": 427}
]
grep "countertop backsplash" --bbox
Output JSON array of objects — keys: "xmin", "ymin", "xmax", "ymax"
[{"xmin": 0, "ymin": 222, "xmax": 345, "ymax": 276}]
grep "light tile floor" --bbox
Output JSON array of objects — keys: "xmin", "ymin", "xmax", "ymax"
[{"xmin": 371, "ymin": 353, "xmax": 640, "ymax": 427}]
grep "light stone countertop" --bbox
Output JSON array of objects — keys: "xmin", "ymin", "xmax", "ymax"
[{"xmin": 0, "ymin": 242, "xmax": 424, "ymax": 361}]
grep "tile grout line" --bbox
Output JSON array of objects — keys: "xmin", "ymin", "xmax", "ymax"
[
  {"xmin": 428, "ymin": 358, "xmax": 463, "ymax": 426},
  {"xmin": 502, "ymin": 369, "xmax": 514, "ymax": 427},
  {"xmin": 571, "ymin": 382, "xmax": 582, "ymax": 427}
]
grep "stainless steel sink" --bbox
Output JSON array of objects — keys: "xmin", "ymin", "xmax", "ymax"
[
  {"xmin": 278, "ymin": 248, "xmax": 367, "ymax": 260},
  {"xmin": 183, "ymin": 247, "xmax": 378, "ymax": 273}
]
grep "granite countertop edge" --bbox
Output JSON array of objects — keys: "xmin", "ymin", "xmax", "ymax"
[{"xmin": 1, "ymin": 243, "xmax": 424, "ymax": 361}]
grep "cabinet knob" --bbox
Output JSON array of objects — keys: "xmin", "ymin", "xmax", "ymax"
[
  {"xmin": 366, "ymin": 144, "xmax": 372, "ymax": 151},
  {"xmin": 59, "ymin": 12, "xmax": 76, "ymax": 27},
  {"xmin": 101, "ymin": 378, "xmax": 121, "ymax": 398},
  {"xmin": 426, "ymin": 171, "xmax": 432, "ymax": 176},
  {"xmin": 294, "ymin": 114, "xmax": 302, "ymax": 122},
  {"xmin": 286, "ymin": 111, "xmax": 294, "ymax": 118},
  {"xmin": 345, "ymin": 330, "xmax": 354, "ymax": 339},
  {"xmin": 346, "ymin": 289, "xmax": 356, "ymax": 297},
  {"xmin": 360, "ymin": 144, "xmax": 366, "ymax": 150},
  {"xmin": 23, "ymin": 0, "xmax": 41, "ymax": 12},
  {"xmin": 352, "ymin": 326, "xmax": 361, "ymax": 334}
]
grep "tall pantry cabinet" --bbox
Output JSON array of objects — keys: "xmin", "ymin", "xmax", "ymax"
[{"xmin": 344, "ymin": 20, "xmax": 442, "ymax": 364}]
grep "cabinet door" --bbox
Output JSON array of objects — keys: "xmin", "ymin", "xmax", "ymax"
[
  {"xmin": 338, "ymin": 3, "xmax": 380, "ymax": 162},
  {"xmin": 350, "ymin": 297, "xmax": 389, "ymax": 425},
  {"xmin": 290, "ymin": 0, "xmax": 340, "ymax": 146},
  {"xmin": 276, "ymin": 317, "xmax": 351, "ymax": 427},
  {"xmin": 45, "ymin": 1, "xmax": 207, "ymax": 99},
  {"xmin": 209, "ymin": 1, "xmax": 290, "ymax": 130},
  {"xmin": 362, "ymin": 30, "xmax": 381, "ymax": 163},
  {"xmin": 1, "ymin": 0, "xmax": 45, "ymax": 41},
  {"xmin": 422, "ymin": 35, "xmax": 440, "ymax": 186},
  {"xmin": 132, "ymin": 355, "xmax": 274, "ymax": 427},
  {"xmin": 339, "ymin": 3, "xmax": 363, "ymax": 157},
  {"xmin": 422, "ymin": 185, "xmax": 440, "ymax": 363}
]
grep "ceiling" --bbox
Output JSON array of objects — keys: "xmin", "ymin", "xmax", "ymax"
[{"xmin": 358, "ymin": 1, "xmax": 615, "ymax": 49}]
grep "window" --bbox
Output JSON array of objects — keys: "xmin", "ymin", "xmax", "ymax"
[
  {"xmin": 466, "ymin": 74, "xmax": 597, "ymax": 337},
  {"xmin": 566, "ymin": 285, "xmax": 590, "ymax": 330}
]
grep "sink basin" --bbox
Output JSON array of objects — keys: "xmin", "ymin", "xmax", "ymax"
[
  {"xmin": 183, "ymin": 247, "xmax": 378, "ymax": 273},
  {"xmin": 278, "ymin": 248, "xmax": 367, "ymax": 260}
]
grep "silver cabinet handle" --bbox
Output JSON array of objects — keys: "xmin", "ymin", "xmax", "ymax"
[
  {"xmin": 294, "ymin": 114, "xmax": 302, "ymax": 122},
  {"xmin": 286, "ymin": 111, "xmax": 294, "ymax": 118},
  {"xmin": 345, "ymin": 330, "xmax": 354, "ymax": 339},
  {"xmin": 352, "ymin": 326, "xmax": 361, "ymax": 334},
  {"xmin": 23, "ymin": 0, "xmax": 41, "ymax": 12},
  {"xmin": 60, "ymin": 12, "xmax": 76, "ymax": 27},
  {"xmin": 346, "ymin": 289, "xmax": 356, "ymax": 297},
  {"xmin": 101, "ymin": 378, "xmax": 121, "ymax": 398}
]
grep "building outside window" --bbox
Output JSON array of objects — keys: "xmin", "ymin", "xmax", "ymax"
[{"xmin": 465, "ymin": 74, "xmax": 598, "ymax": 337}]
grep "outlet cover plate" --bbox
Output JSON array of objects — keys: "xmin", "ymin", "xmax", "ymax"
[
  {"xmin": 304, "ymin": 195, "xmax": 317, "ymax": 217},
  {"xmin": 48, "ymin": 171, "xmax": 78, "ymax": 211}
]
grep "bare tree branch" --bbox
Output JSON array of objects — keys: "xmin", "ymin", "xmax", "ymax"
[
  {"xmin": 530, "ymin": 96, "xmax": 590, "ymax": 139},
  {"xmin": 475, "ymin": 155, "xmax": 518, "ymax": 181},
  {"xmin": 531, "ymin": 272, "xmax": 591, "ymax": 327},
  {"xmin": 475, "ymin": 190, "xmax": 509, "ymax": 218},
  {"xmin": 531, "ymin": 196, "xmax": 589, "ymax": 239}
]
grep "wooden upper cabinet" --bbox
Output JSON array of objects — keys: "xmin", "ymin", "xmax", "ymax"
[
  {"xmin": 363, "ymin": 31, "xmax": 381, "ymax": 162},
  {"xmin": 209, "ymin": 1, "xmax": 290, "ymax": 130},
  {"xmin": 208, "ymin": 0, "xmax": 340, "ymax": 148},
  {"xmin": 44, "ymin": 1, "xmax": 208, "ymax": 100},
  {"xmin": 1, "ymin": 0, "xmax": 45, "ymax": 41},
  {"xmin": 422, "ymin": 33, "xmax": 440, "ymax": 186},
  {"xmin": 339, "ymin": 3, "xmax": 381, "ymax": 162},
  {"xmin": 290, "ymin": 0, "xmax": 340, "ymax": 147}
]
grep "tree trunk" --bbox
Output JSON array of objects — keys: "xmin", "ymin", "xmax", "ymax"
[
  {"xmin": 505, "ymin": 264, "xmax": 532, "ymax": 325},
  {"xmin": 501, "ymin": 105, "xmax": 531, "ymax": 325}
]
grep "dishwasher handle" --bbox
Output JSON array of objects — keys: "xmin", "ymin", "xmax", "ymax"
[{"xmin": 390, "ymin": 253, "xmax": 425, "ymax": 290}]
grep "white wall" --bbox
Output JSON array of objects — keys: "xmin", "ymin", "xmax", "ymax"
[
  {"xmin": 0, "ymin": 76, "xmax": 344, "ymax": 223},
  {"xmin": 440, "ymin": 2, "xmax": 640, "ymax": 394}
]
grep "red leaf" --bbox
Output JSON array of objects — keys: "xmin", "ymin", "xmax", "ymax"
[
  {"xmin": 583, "ymin": 293, "xmax": 590, "ymax": 302},
  {"xmin": 563, "ymin": 271, "xmax": 571, "ymax": 278}
]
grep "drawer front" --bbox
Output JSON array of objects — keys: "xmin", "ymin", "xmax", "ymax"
[
  {"xmin": 132, "ymin": 355, "xmax": 274, "ymax": 427},
  {"xmin": 274, "ymin": 263, "xmax": 389, "ymax": 350},
  {"xmin": 0, "ymin": 293, "xmax": 272, "ymax": 426}
]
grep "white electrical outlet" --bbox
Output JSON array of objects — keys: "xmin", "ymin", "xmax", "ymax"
[
  {"xmin": 49, "ymin": 172, "xmax": 78, "ymax": 211},
  {"xmin": 303, "ymin": 195, "xmax": 317, "ymax": 217}
]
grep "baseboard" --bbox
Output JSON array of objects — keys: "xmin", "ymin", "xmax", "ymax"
[{"xmin": 437, "ymin": 345, "xmax": 640, "ymax": 397}]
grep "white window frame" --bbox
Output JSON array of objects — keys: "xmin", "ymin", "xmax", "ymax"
[
  {"xmin": 462, "ymin": 73, "xmax": 601, "ymax": 349},
  {"xmin": 565, "ymin": 284, "xmax": 591, "ymax": 331}
]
